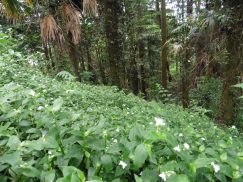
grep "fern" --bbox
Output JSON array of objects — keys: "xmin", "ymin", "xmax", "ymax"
[{"xmin": 56, "ymin": 71, "xmax": 76, "ymax": 81}]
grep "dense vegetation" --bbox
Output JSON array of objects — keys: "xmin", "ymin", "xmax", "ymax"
[
  {"xmin": 0, "ymin": 32, "xmax": 243, "ymax": 182},
  {"xmin": 0, "ymin": 0, "xmax": 243, "ymax": 181},
  {"xmin": 1, "ymin": 0, "xmax": 242, "ymax": 126}
]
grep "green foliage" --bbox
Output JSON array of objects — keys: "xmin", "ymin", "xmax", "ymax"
[
  {"xmin": 0, "ymin": 48, "xmax": 242, "ymax": 181},
  {"xmin": 233, "ymin": 83, "xmax": 243, "ymax": 99},
  {"xmin": 191, "ymin": 77, "xmax": 222, "ymax": 117},
  {"xmin": 56, "ymin": 71, "xmax": 76, "ymax": 82}
]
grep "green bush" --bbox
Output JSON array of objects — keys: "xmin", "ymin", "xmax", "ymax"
[{"xmin": 0, "ymin": 33, "xmax": 242, "ymax": 182}]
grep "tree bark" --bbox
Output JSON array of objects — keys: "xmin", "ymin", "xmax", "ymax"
[
  {"xmin": 104, "ymin": 0, "xmax": 123, "ymax": 87},
  {"xmin": 68, "ymin": 33, "xmax": 81, "ymax": 82},
  {"xmin": 220, "ymin": 0, "xmax": 243, "ymax": 124},
  {"xmin": 161, "ymin": 0, "xmax": 168, "ymax": 89},
  {"xmin": 85, "ymin": 44, "xmax": 97, "ymax": 83},
  {"xmin": 181, "ymin": 0, "xmax": 193, "ymax": 108}
]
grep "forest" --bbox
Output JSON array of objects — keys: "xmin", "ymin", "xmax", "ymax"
[{"xmin": 0, "ymin": 0, "xmax": 242, "ymax": 181}]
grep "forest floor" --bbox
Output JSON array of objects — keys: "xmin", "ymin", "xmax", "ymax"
[{"xmin": 0, "ymin": 58, "xmax": 242, "ymax": 181}]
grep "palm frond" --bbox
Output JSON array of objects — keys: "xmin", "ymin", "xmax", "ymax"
[
  {"xmin": 40, "ymin": 15, "xmax": 64, "ymax": 49},
  {"xmin": 83, "ymin": 0, "xmax": 98, "ymax": 17},
  {"xmin": 1, "ymin": 0, "xmax": 22, "ymax": 19},
  {"xmin": 62, "ymin": 3, "xmax": 81, "ymax": 45}
]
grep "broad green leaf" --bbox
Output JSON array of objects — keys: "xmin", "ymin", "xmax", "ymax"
[
  {"xmin": 62, "ymin": 166, "xmax": 85, "ymax": 182},
  {"xmin": 141, "ymin": 169, "xmax": 159, "ymax": 181},
  {"xmin": 0, "ymin": 151, "xmax": 22, "ymax": 166},
  {"xmin": 134, "ymin": 174, "xmax": 142, "ymax": 182},
  {"xmin": 193, "ymin": 158, "xmax": 215, "ymax": 169},
  {"xmin": 7, "ymin": 136, "xmax": 21, "ymax": 150},
  {"xmin": 134, "ymin": 143, "xmax": 148, "ymax": 168},
  {"xmin": 18, "ymin": 166, "xmax": 40, "ymax": 178},
  {"xmin": 51, "ymin": 98, "xmax": 64, "ymax": 112},
  {"xmin": 41, "ymin": 170, "xmax": 56, "ymax": 182},
  {"xmin": 167, "ymin": 174, "xmax": 190, "ymax": 182},
  {"xmin": 101, "ymin": 155, "xmax": 113, "ymax": 171},
  {"xmin": 220, "ymin": 153, "xmax": 228, "ymax": 162},
  {"xmin": 129, "ymin": 126, "xmax": 144, "ymax": 141},
  {"xmin": 0, "ymin": 176, "xmax": 7, "ymax": 182}
]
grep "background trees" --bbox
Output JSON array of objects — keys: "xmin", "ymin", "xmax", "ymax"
[{"xmin": 1, "ymin": 0, "xmax": 242, "ymax": 127}]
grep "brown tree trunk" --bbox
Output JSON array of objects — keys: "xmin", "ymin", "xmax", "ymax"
[
  {"xmin": 181, "ymin": 44, "xmax": 190, "ymax": 108},
  {"xmin": 85, "ymin": 44, "xmax": 97, "ymax": 83},
  {"xmin": 220, "ymin": 0, "xmax": 243, "ymax": 124},
  {"xmin": 181, "ymin": 0, "xmax": 193, "ymax": 108},
  {"xmin": 139, "ymin": 41, "xmax": 147, "ymax": 99},
  {"xmin": 96, "ymin": 47, "xmax": 107, "ymax": 85},
  {"xmin": 68, "ymin": 33, "xmax": 81, "ymax": 82},
  {"xmin": 161, "ymin": 0, "xmax": 168, "ymax": 89},
  {"xmin": 104, "ymin": 0, "xmax": 123, "ymax": 87},
  {"xmin": 137, "ymin": 2, "xmax": 147, "ymax": 98},
  {"xmin": 129, "ymin": 44, "xmax": 139, "ymax": 95}
]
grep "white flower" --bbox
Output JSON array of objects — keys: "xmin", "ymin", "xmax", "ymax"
[
  {"xmin": 29, "ymin": 90, "xmax": 36, "ymax": 96},
  {"xmin": 179, "ymin": 133, "xmax": 183, "ymax": 137},
  {"xmin": 165, "ymin": 171, "xmax": 175, "ymax": 176},
  {"xmin": 173, "ymin": 145, "xmax": 180, "ymax": 152},
  {"xmin": 159, "ymin": 171, "xmax": 175, "ymax": 181},
  {"xmin": 119, "ymin": 161, "xmax": 127, "ymax": 169},
  {"xmin": 20, "ymin": 162, "xmax": 28, "ymax": 168},
  {"xmin": 116, "ymin": 128, "xmax": 120, "ymax": 132},
  {"xmin": 155, "ymin": 117, "xmax": 166, "ymax": 126},
  {"xmin": 231, "ymin": 125, "xmax": 236, "ymax": 129},
  {"xmin": 159, "ymin": 172, "xmax": 166, "ymax": 181},
  {"xmin": 103, "ymin": 130, "xmax": 107, "ymax": 136},
  {"xmin": 211, "ymin": 162, "xmax": 220, "ymax": 173},
  {"xmin": 113, "ymin": 139, "xmax": 118, "ymax": 143},
  {"xmin": 37, "ymin": 106, "xmax": 43, "ymax": 111},
  {"xmin": 183, "ymin": 143, "xmax": 190, "ymax": 150},
  {"xmin": 149, "ymin": 122, "xmax": 153, "ymax": 125}
]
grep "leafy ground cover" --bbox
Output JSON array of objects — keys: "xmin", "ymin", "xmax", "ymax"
[{"xmin": 0, "ymin": 36, "xmax": 243, "ymax": 181}]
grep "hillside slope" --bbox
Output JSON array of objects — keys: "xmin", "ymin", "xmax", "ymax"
[{"xmin": 0, "ymin": 60, "xmax": 242, "ymax": 182}]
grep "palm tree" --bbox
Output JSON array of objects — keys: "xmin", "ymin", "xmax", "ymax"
[{"xmin": 1, "ymin": 0, "xmax": 98, "ymax": 81}]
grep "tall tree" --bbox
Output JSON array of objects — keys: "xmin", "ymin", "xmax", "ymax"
[
  {"xmin": 104, "ymin": 0, "xmax": 123, "ymax": 87},
  {"xmin": 161, "ymin": 0, "xmax": 168, "ymax": 89},
  {"xmin": 181, "ymin": 0, "xmax": 192, "ymax": 108},
  {"xmin": 220, "ymin": 0, "xmax": 243, "ymax": 124}
]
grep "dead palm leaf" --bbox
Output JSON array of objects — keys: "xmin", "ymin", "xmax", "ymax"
[
  {"xmin": 40, "ymin": 15, "xmax": 64, "ymax": 49},
  {"xmin": 1, "ymin": 0, "xmax": 22, "ymax": 19},
  {"xmin": 62, "ymin": 3, "xmax": 81, "ymax": 45},
  {"xmin": 83, "ymin": 0, "xmax": 98, "ymax": 17}
]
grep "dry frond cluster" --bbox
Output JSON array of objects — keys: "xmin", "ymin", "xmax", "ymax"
[
  {"xmin": 83, "ymin": 0, "xmax": 98, "ymax": 17},
  {"xmin": 1, "ymin": 0, "xmax": 21, "ymax": 19},
  {"xmin": 25, "ymin": 0, "xmax": 33, "ymax": 6},
  {"xmin": 40, "ymin": 15, "xmax": 64, "ymax": 49},
  {"xmin": 62, "ymin": 3, "xmax": 81, "ymax": 45},
  {"xmin": 0, "ymin": 3, "xmax": 5, "ymax": 16}
]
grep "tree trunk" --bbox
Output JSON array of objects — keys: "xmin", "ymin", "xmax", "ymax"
[
  {"xmin": 68, "ymin": 33, "xmax": 81, "ymax": 82},
  {"xmin": 220, "ymin": 0, "xmax": 243, "ymax": 124},
  {"xmin": 104, "ymin": 0, "xmax": 123, "ymax": 87},
  {"xmin": 161, "ymin": 0, "xmax": 168, "ymax": 89},
  {"xmin": 129, "ymin": 43, "xmax": 139, "ymax": 95},
  {"xmin": 137, "ymin": 1, "xmax": 147, "ymax": 98},
  {"xmin": 96, "ymin": 47, "xmax": 107, "ymax": 85},
  {"xmin": 85, "ymin": 44, "xmax": 97, "ymax": 83},
  {"xmin": 181, "ymin": 44, "xmax": 190, "ymax": 108},
  {"xmin": 181, "ymin": 0, "xmax": 193, "ymax": 108}
]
